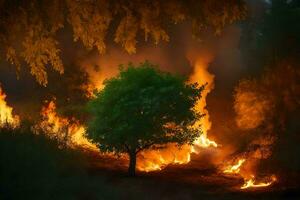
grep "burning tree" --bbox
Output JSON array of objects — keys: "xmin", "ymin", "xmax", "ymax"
[{"xmin": 87, "ymin": 62, "xmax": 203, "ymax": 176}]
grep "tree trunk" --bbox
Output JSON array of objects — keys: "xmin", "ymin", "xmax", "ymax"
[{"xmin": 128, "ymin": 151, "xmax": 136, "ymax": 176}]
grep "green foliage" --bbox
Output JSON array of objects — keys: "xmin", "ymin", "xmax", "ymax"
[{"xmin": 87, "ymin": 62, "xmax": 203, "ymax": 156}]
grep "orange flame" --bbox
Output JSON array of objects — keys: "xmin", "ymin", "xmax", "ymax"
[
  {"xmin": 34, "ymin": 101, "xmax": 97, "ymax": 150},
  {"xmin": 223, "ymin": 158, "xmax": 246, "ymax": 174},
  {"xmin": 137, "ymin": 55, "xmax": 218, "ymax": 171},
  {"xmin": 189, "ymin": 56, "xmax": 218, "ymax": 150},
  {"xmin": 0, "ymin": 86, "xmax": 19, "ymax": 128},
  {"xmin": 137, "ymin": 144, "xmax": 192, "ymax": 172},
  {"xmin": 222, "ymin": 157, "xmax": 277, "ymax": 189},
  {"xmin": 82, "ymin": 52, "xmax": 218, "ymax": 171},
  {"xmin": 241, "ymin": 175, "xmax": 277, "ymax": 189}
]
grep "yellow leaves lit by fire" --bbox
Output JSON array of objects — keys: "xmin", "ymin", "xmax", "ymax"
[
  {"xmin": 22, "ymin": 36, "xmax": 64, "ymax": 86},
  {"xmin": 0, "ymin": 0, "xmax": 246, "ymax": 85},
  {"xmin": 67, "ymin": 0, "xmax": 112, "ymax": 54}
]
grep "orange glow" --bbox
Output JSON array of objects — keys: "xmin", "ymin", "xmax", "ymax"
[
  {"xmin": 189, "ymin": 56, "xmax": 217, "ymax": 149},
  {"xmin": 241, "ymin": 175, "xmax": 277, "ymax": 189},
  {"xmin": 222, "ymin": 157, "xmax": 276, "ymax": 189},
  {"xmin": 0, "ymin": 86, "xmax": 19, "ymax": 128},
  {"xmin": 137, "ymin": 55, "xmax": 218, "ymax": 172},
  {"xmin": 137, "ymin": 144, "xmax": 192, "ymax": 172},
  {"xmin": 81, "ymin": 52, "xmax": 218, "ymax": 172},
  {"xmin": 34, "ymin": 101, "xmax": 97, "ymax": 150},
  {"xmin": 223, "ymin": 158, "xmax": 246, "ymax": 174}
]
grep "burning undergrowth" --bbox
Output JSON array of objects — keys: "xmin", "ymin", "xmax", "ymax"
[
  {"xmin": 1, "ymin": 60, "xmax": 299, "ymax": 191},
  {"xmin": 220, "ymin": 62, "xmax": 300, "ymax": 189},
  {"xmin": 33, "ymin": 100, "xmax": 97, "ymax": 151},
  {"xmin": 0, "ymin": 86, "xmax": 19, "ymax": 128},
  {"xmin": 0, "ymin": 60, "xmax": 291, "ymax": 191}
]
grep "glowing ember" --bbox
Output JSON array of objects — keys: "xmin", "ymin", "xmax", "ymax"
[
  {"xmin": 0, "ymin": 86, "xmax": 19, "ymax": 128},
  {"xmin": 34, "ymin": 101, "xmax": 97, "ymax": 150},
  {"xmin": 241, "ymin": 175, "xmax": 277, "ymax": 189},
  {"xmin": 223, "ymin": 159, "xmax": 246, "ymax": 174}
]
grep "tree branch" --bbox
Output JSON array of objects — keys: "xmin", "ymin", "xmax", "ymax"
[{"xmin": 136, "ymin": 141, "xmax": 156, "ymax": 154}]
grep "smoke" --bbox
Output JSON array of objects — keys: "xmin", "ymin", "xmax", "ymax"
[
  {"xmin": 0, "ymin": 10, "xmax": 252, "ymax": 171},
  {"xmin": 78, "ymin": 24, "xmax": 195, "ymax": 91},
  {"xmin": 76, "ymin": 22, "xmax": 248, "ymax": 170},
  {"xmin": 0, "ymin": 16, "xmax": 248, "ymax": 171},
  {"xmin": 0, "ymin": 31, "xmax": 90, "ymax": 122},
  {"xmin": 234, "ymin": 79, "xmax": 275, "ymax": 130},
  {"xmin": 225, "ymin": 61, "xmax": 300, "ymax": 186}
]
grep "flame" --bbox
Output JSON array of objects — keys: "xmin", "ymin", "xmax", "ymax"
[
  {"xmin": 34, "ymin": 101, "xmax": 97, "ymax": 150},
  {"xmin": 223, "ymin": 158, "xmax": 246, "ymax": 174},
  {"xmin": 189, "ymin": 55, "xmax": 218, "ymax": 150},
  {"xmin": 0, "ymin": 86, "xmax": 19, "ymax": 128},
  {"xmin": 137, "ymin": 55, "xmax": 218, "ymax": 171},
  {"xmin": 222, "ymin": 157, "xmax": 277, "ymax": 189},
  {"xmin": 241, "ymin": 175, "xmax": 277, "ymax": 189},
  {"xmin": 81, "ymin": 51, "xmax": 218, "ymax": 171},
  {"xmin": 137, "ymin": 144, "xmax": 192, "ymax": 172}
]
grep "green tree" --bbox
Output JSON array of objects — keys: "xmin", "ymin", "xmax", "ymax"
[{"xmin": 87, "ymin": 62, "xmax": 203, "ymax": 176}]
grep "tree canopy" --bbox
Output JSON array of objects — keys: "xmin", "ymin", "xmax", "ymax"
[
  {"xmin": 87, "ymin": 62, "xmax": 203, "ymax": 175},
  {"xmin": 0, "ymin": 0, "xmax": 246, "ymax": 85}
]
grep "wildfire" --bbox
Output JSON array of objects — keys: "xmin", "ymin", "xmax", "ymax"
[
  {"xmin": 189, "ymin": 55, "xmax": 218, "ymax": 150},
  {"xmin": 137, "ymin": 144, "xmax": 192, "ymax": 171},
  {"xmin": 34, "ymin": 100, "xmax": 97, "ymax": 150},
  {"xmin": 193, "ymin": 135, "xmax": 218, "ymax": 149},
  {"xmin": 223, "ymin": 158, "xmax": 246, "ymax": 174},
  {"xmin": 0, "ymin": 86, "xmax": 19, "ymax": 128},
  {"xmin": 222, "ymin": 157, "xmax": 277, "ymax": 189},
  {"xmin": 136, "ymin": 55, "xmax": 218, "ymax": 171},
  {"xmin": 241, "ymin": 175, "xmax": 277, "ymax": 189}
]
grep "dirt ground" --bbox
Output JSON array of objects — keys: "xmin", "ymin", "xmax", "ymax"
[{"xmin": 84, "ymin": 153, "xmax": 300, "ymax": 200}]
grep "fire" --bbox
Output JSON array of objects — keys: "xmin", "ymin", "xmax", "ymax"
[
  {"xmin": 137, "ymin": 55, "xmax": 218, "ymax": 171},
  {"xmin": 137, "ymin": 144, "xmax": 192, "ymax": 172},
  {"xmin": 34, "ymin": 100, "xmax": 97, "ymax": 150},
  {"xmin": 223, "ymin": 158, "xmax": 246, "ymax": 174},
  {"xmin": 81, "ymin": 52, "xmax": 218, "ymax": 171},
  {"xmin": 189, "ymin": 56, "xmax": 218, "ymax": 151},
  {"xmin": 189, "ymin": 55, "xmax": 218, "ymax": 150},
  {"xmin": 0, "ymin": 86, "xmax": 19, "ymax": 128},
  {"xmin": 241, "ymin": 175, "xmax": 277, "ymax": 189},
  {"xmin": 222, "ymin": 157, "xmax": 277, "ymax": 189}
]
